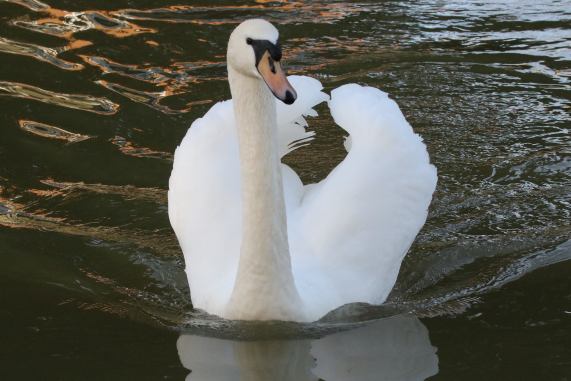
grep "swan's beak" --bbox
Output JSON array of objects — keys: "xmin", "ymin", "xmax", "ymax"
[{"xmin": 257, "ymin": 50, "xmax": 297, "ymax": 105}]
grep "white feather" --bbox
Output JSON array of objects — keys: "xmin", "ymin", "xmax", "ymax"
[{"xmin": 169, "ymin": 76, "xmax": 436, "ymax": 321}]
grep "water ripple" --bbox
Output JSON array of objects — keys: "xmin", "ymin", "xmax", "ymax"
[
  {"xmin": 110, "ymin": 136, "xmax": 173, "ymax": 161},
  {"xmin": 114, "ymin": 2, "xmax": 364, "ymax": 25},
  {"xmin": 0, "ymin": 36, "xmax": 86, "ymax": 70},
  {"xmin": 0, "ymin": 81, "xmax": 119, "ymax": 114},
  {"xmin": 18, "ymin": 119, "xmax": 93, "ymax": 143},
  {"xmin": 0, "ymin": 0, "xmax": 570, "ymax": 333},
  {"xmin": 96, "ymin": 79, "xmax": 210, "ymax": 114},
  {"xmin": 7, "ymin": 0, "xmax": 155, "ymax": 38}
]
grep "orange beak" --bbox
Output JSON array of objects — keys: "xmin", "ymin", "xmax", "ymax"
[{"xmin": 257, "ymin": 50, "xmax": 297, "ymax": 105}]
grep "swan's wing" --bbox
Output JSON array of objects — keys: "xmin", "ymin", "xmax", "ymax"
[
  {"xmin": 168, "ymin": 100, "xmax": 242, "ymax": 316},
  {"xmin": 295, "ymin": 84, "xmax": 437, "ymax": 315},
  {"xmin": 168, "ymin": 76, "xmax": 328, "ymax": 316},
  {"xmin": 276, "ymin": 75, "xmax": 329, "ymax": 156},
  {"xmin": 278, "ymin": 75, "xmax": 329, "ymax": 210}
]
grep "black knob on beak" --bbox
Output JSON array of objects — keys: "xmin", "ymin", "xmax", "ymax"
[{"xmin": 284, "ymin": 90, "xmax": 296, "ymax": 105}]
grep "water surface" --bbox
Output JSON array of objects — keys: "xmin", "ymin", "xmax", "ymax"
[{"xmin": 1, "ymin": 0, "xmax": 570, "ymax": 379}]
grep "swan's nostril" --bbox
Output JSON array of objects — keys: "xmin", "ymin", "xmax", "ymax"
[{"xmin": 284, "ymin": 90, "xmax": 296, "ymax": 105}]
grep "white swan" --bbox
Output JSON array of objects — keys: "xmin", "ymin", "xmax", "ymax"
[{"xmin": 168, "ymin": 19, "xmax": 437, "ymax": 322}]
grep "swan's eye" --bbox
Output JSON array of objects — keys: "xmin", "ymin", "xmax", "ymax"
[
  {"xmin": 246, "ymin": 38, "xmax": 253, "ymax": 45},
  {"xmin": 268, "ymin": 56, "xmax": 276, "ymax": 74}
]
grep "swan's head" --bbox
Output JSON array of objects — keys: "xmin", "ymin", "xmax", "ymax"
[{"xmin": 227, "ymin": 19, "xmax": 297, "ymax": 105}]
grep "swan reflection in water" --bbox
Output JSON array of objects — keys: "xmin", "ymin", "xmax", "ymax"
[{"xmin": 177, "ymin": 314, "xmax": 438, "ymax": 380}]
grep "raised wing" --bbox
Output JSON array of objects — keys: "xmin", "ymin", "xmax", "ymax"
[{"xmin": 294, "ymin": 84, "xmax": 437, "ymax": 315}]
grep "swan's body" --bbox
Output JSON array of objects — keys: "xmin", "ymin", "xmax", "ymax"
[{"xmin": 168, "ymin": 20, "xmax": 437, "ymax": 322}]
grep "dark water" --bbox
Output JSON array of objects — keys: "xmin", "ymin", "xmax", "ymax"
[{"xmin": 1, "ymin": 0, "xmax": 570, "ymax": 379}]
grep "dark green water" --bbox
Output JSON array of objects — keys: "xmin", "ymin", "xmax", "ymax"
[{"xmin": 1, "ymin": 0, "xmax": 570, "ymax": 379}]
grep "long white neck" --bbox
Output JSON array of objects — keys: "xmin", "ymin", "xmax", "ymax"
[{"xmin": 225, "ymin": 67, "xmax": 306, "ymax": 321}]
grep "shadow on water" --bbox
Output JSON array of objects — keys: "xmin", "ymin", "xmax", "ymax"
[{"xmin": 0, "ymin": 0, "xmax": 570, "ymax": 379}]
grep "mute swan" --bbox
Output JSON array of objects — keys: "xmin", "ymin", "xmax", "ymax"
[{"xmin": 168, "ymin": 19, "xmax": 437, "ymax": 322}]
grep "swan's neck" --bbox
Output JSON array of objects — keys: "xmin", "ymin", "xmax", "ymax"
[{"xmin": 225, "ymin": 67, "xmax": 305, "ymax": 321}]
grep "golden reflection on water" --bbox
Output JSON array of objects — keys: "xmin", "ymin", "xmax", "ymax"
[
  {"xmin": 39, "ymin": 178, "xmax": 167, "ymax": 204},
  {"xmin": 1, "ymin": 0, "xmax": 368, "ymax": 120},
  {"xmin": 0, "ymin": 36, "xmax": 86, "ymax": 70},
  {"xmin": 0, "ymin": 81, "xmax": 119, "ymax": 114},
  {"xmin": 78, "ymin": 55, "xmax": 222, "ymax": 112},
  {"xmin": 110, "ymin": 135, "xmax": 174, "ymax": 161},
  {"xmin": 9, "ymin": 0, "xmax": 155, "ymax": 39},
  {"xmin": 19, "ymin": 120, "xmax": 94, "ymax": 143},
  {"xmin": 80, "ymin": 55, "xmax": 223, "ymax": 88},
  {"xmin": 115, "ymin": 2, "xmax": 363, "ymax": 25},
  {"xmin": 97, "ymin": 79, "xmax": 212, "ymax": 114},
  {"xmin": 0, "ymin": 189, "xmax": 179, "ymax": 257},
  {"xmin": 4, "ymin": 0, "xmax": 48, "ymax": 11}
]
